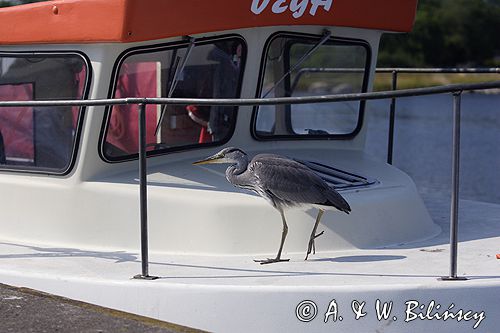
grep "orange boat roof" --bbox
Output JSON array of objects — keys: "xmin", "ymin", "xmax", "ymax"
[{"xmin": 0, "ymin": 0, "xmax": 418, "ymax": 45}]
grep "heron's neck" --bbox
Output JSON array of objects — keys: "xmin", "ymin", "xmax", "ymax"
[{"xmin": 226, "ymin": 156, "xmax": 248, "ymax": 184}]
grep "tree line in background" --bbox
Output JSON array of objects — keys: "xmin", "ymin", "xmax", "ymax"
[
  {"xmin": 378, "ymin": 0, "xmax": 500, "ymax": 67},
  {"xmin": 2, "ymin": 0, "xmax": 500, "ymax": 67}
]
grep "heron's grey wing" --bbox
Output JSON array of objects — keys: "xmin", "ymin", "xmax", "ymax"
[{"xmin": 249, "ymin": 155, "xmax": 350, "ymax": 213}]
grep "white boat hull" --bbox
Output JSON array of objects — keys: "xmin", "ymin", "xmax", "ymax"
[{"xmin": 1, "ymin": 196, "xmax": 498, "ymax": 332}]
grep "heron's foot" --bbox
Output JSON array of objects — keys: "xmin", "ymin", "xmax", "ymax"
[
  {"xmin": 305, "ymin": 230, "xmax": 325, "ymax": 260},
  {"xmin": 254, "ymin": 258, "xmax": 290, "ymax": 265}
]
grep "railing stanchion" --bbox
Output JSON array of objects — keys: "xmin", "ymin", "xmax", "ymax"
[
  {"xmin": 441, "ymin": 92, "xmax": 467, "ymax": 281},
  {"xmin": 134, "ymin": 103, "xmax": 158, "ymax": 280},
  {"xmin": 387, "ymin": 70, "xmax": 398, "ymax": 164}
]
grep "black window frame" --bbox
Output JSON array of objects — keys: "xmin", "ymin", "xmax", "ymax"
[
  {"xmin": 0, "ymin": 51, "xmax": 91, "ymax": 175},
  {"xmin": 251, "ymin": 31, "xmax": 372, "ymax": 141},
  {"xmin": 99, "ymin": 34, "xmax": 247, "ymax": 163}
]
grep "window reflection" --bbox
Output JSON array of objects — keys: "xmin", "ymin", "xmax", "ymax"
[
  {"xmin": 104, "ymin": 38, "xmax": 245, "ymax": 160},
  {"xmin": 0, "ymin": 55, "xmax": 87, "ymax": 172},
  {"xmin": 255, "ymin": 35, "xmax": 368, "ymax": 138}
]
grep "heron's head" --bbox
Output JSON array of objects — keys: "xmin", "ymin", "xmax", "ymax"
[{"xmin": 193, "ymin": 147, "xmax": 248, "ymax": 165}]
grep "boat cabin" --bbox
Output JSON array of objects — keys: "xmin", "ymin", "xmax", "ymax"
[{"xmin": 0, "ymin": 0, "xmax": 439, "ymax": 255}]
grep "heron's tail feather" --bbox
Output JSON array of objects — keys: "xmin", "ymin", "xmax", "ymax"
[{"xmin": 322, "ymin": 188, "xmax": 351, "ymax": 214}]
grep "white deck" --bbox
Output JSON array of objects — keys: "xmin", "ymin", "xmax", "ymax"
[{"xmin": 0, "ymin": 194, "xmax": 499, "ymax": 332}]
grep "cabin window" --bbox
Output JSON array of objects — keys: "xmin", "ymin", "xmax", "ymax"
[
  {"xmin": 253, "ymin": 33, "xmax": 370, "ymax": 139},
  {"xmin": 102, "ymin": 37, "xmax": 245, "ymax": 161},
  {"xmin": 0, "ymin": 53, "xmax": 88, "ymax": 173}
]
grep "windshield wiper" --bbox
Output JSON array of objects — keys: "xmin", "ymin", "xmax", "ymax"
[
  {"xmin": 154, "ymin": 36, "xmax": 196, "ymax": 136},
  {"xmin": 262, "ymin": 30, "xmax": 332, "ymax": 98}
]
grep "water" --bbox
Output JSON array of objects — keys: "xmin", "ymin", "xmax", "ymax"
[{"xmin": 364, "ymin": 93, "xmax": 500, "ymax": 204}]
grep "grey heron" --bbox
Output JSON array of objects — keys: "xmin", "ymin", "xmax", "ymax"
[{"xmin": 193, "ymin": 147, "xmax": 351, "ymax": 264}]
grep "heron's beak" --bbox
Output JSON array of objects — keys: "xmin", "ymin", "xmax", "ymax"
[{"xmin": 192, "ymin": 154, "xmax": 223, "ymax": 165}]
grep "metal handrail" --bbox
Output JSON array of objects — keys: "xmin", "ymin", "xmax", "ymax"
[
  {"xmin": 293, "ymin": 67, "xmax": 500, "ymax": 75},
  {"xmin": 1, "ymin": 80, "xmax": 499, "ymax": 108},
  {"xmin": 377, "ymin": 68, "xmax": 500, "ymax": 74},
  {"xmin": 1, "ymin": 79, "xmax": 499, "ymax": 280},
  {"xmin": 290, "ymin": 67, "xmax": 500, "ymax": 97}
]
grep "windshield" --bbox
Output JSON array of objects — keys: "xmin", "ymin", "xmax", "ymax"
[
  {"xmin": 254, "ymin": 34, "xmax": 369, "ymax": 138},
  {"xmin": 102, "ymin": 37, "xmax": 245, "ymax": 161}
]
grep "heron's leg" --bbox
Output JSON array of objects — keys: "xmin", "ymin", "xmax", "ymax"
[
  {"xmin": 305, "ymin": 209, "xmax": 325, "ymax": 260},
  {"xmin": 255, "ymin": 210, "xmax": 290, "ymax": 265}
]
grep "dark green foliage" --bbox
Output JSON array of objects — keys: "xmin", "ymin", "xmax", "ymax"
[{"xmin": 379, "ymin": 0, "xmax": 500, "ymax": 67}]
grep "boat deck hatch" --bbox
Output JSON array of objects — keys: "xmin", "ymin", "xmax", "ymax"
[{"xmin": 297, "ymin": 160, "xmax": 377, "ymax": 190}]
